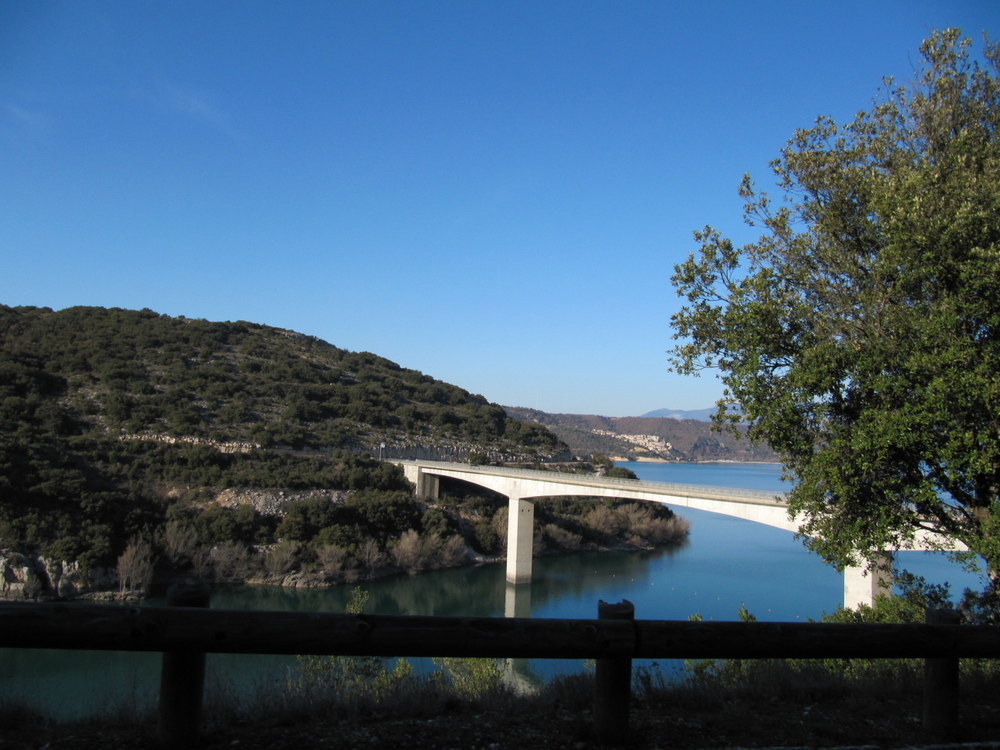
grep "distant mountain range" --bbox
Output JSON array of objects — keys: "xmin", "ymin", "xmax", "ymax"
[{"xmin": 503, "ymin": 406, "xmax": 777, "ymax": 463}]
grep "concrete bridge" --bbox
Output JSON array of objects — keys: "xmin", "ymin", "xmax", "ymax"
[{"xmin": 395, "ymin": 460, "xmax": 897, "ymax": 609}]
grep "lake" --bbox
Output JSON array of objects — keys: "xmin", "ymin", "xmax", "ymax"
[{"xmin": 0, "ymin": 461, "xmax": 985, "ymax": 720}]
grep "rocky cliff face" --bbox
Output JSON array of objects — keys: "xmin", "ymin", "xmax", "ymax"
[
  {"xmin": 0, "ymin": 551, "xmax": 116, "ymax": 601},
  {"xmin": 210, "ymin": 487, "xmax": 349, "ymax": 515}
]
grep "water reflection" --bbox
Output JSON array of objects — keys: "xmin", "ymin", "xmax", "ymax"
[
  {"xmin": 208, "ymin": 545, "xmax": 685, "ymax": 624},
  {"xmin": 504, "ymin": 583, "xmax": 531, "ymax": 618}
]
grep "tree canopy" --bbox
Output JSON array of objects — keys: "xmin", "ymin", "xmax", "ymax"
[{"xmin": 669, "ymin": 30, "xmax": 1000, "ymax": 584}]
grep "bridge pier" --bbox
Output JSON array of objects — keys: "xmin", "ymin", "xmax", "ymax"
[
  {"xmin": 401, "ymin": 464, "xmax": 440, "ymax": 500},
  {"xmin": 843, "ymin": 553, "xmax": 893, "ymax": 609},
  {"xmin": 506, "ymin": 496, "xmax": 535, "ymax": 584}
]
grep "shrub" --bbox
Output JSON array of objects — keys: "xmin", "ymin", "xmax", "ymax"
[
  {"xmin": 391, "ymin": 530, "xmax": 467, "ymax": 574},
  {"xmin": 391, "ymin": 529, "xmax": 428, "ymax": 573},
  {"xmin": 432, "ymin": 657, "xmax": 507, "ymax": 700},
  {"xmin": 116, "ymin": 537, "xmax": 155, "ymax": 597},
  {"xmin": 288, "ymin": 587, "xmax": 417, "ymax": 706},
  {"xmin": 210, "ymin": 541, "xmax": 255, "ymax": 582},
  {"xmin": 349, "ymin": 492, "xmax": 423, "ymax": 539},
  {"xmin": 542, "ymin": 523, "xmax": 583, "ymax": 551},
  {"xmin": 265, "ymin": 541, "xmax": 301, "ymax": 576},
  {"xmin": 314, "ymin": 544, "xmax": 349, "ymax": 579},
  {"xmin": 355, "ymin": 538, "xmax": 385, "ymax": 571},
  {"xmin": 472, "ymin": 520, "xmax": 500, "ymax": 555}
]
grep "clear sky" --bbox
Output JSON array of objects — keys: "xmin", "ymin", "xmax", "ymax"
[{"xmin": 2, "ymin": 2, "xmax": 996, "ymax": 417}]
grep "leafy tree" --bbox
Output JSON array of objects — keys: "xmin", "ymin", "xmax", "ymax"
[{"xmin": 669, "ymin": 31, "xmax": 1000, "ymax": 585}]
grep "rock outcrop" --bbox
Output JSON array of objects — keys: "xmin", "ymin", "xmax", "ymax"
[
  {"xmin": 213, "ymin": 488, "xmax": 348, "ymax": 516},
  {"xmin": 0, "ymin": 551, "xmax": 115, "ymax": 600}
]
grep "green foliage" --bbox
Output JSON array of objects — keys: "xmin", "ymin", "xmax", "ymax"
[
  {"xmin": 420, "ymin": 508, "xmax": 454, "ymax": 537},
  {"xmin": 471, "ymin": 520, "xmax": 501, "ymax": 554},
  {"xmin": 432, "ymin": 657, "xmax": 507, "ymax": 700},
  {"xmin": 289, "ymin": 586, "xmax": 417, "ymax": 704},
  {"xmin": 345, "ymin": 585, "xmax": 369, "ymax": 614},
  {"xmin": 0, "ymin": 304, "xmax": 564, "ymax": 456},
  {"xmin": 290, "ymin": 650, "xmax": 416, "ymax": 706},
  {"xmin": 685, "ymin": 582, "xmax": 1000, "ymax": 692},
  {"xmin": 348, "ymin": 491, "xmax": 424, "ymax": 540},
  {"xmin": 824, "ymin": 572, "xmax": 955, "ymax": 624},
  {"xmin": 669, "ymin": 30, "xmax": 1000, "ymax": 582},
  {"xmin": 533, "ymin": 496, "xmax": 687, "ymax": 551}
]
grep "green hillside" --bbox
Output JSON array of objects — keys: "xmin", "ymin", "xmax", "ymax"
[
  {"xmin": 0, "ymin": 305, "xmax": 563, "ymax": 455},
  {"xmin": 0, "ymin": 306, "xmax": 686, "ymax": 598}
]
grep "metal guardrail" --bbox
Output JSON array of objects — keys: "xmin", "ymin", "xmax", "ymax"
[{"xmin": 392, "ymin": 459, "xmax": 788, "ymax": 505}]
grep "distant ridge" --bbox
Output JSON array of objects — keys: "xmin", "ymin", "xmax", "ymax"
[
  {"xmin": 641, "ymin": 407, "xmax": 715, "ymax": 421},
  {"xmin": 504, "ymin": 406, "xmax": 777, "ymax": 463}
]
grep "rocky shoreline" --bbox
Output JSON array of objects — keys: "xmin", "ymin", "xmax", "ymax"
[
  {"xmin": 0, "ymin": 529, "xmax": 680, "ymax": 603},
  {"xmin": 0, "ymin": 478, "xmax": 690, "ymax": 603}
]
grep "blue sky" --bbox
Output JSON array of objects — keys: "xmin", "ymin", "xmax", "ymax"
[{"xmin": 2, "ymin": 2, "xmax": 996, "ymax": 417}]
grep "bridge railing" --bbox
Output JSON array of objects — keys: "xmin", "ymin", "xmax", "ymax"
[
  {"xmin": 394, "ymin": 459, "xmax": 787, "ymax": 503},
  {"xmin": 0, "ymin": 595, "xmax": 994, "ymax": 746}
]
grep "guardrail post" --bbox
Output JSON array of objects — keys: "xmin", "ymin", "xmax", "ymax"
[
  {"xmin": 159, "ymin": 583, "xmax": 210, "ymax": 749},
  {"xmin": 923, "ymin": 607, "xmax": 960, "ymax": 735},
  {"xmin": 594, "ymin": 599, "xmax": 634, "ymax": 744}
]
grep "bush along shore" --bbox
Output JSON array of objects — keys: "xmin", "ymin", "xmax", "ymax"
[{"xmin": 0, "ymin": 455, "xmax": 689, "ymax": 602}]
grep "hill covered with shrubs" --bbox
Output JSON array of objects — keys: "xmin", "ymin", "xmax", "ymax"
[{"xmin": 0, "ymin": 305, "xmax": 685, "ymax": 599}]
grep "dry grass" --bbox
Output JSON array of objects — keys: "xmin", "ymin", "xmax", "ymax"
[{"xmin": 5, "ymin": 657, "xmax": 1000, "ymax": 749}]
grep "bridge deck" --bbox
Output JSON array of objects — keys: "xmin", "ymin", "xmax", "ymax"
[{"xmin": 393, "ymin": 460, "xmax": 786, "ymax": 505}]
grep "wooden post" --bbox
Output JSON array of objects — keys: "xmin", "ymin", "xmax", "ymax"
[
  {"xmin": 594, "ymin": 600, "xmax": 634, "ymax": 745},
  {"xmin": 159, "ymin": 583, "xmax": 210, "ymax": 749},
  {"xmin": 923, "ymin": 607, "xmax": 960, "ymax": 735}
]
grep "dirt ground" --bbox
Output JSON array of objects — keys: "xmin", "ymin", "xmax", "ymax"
[{"xmin": 4, "ymin": 689, "xmax": 1000, "ymax": 750}]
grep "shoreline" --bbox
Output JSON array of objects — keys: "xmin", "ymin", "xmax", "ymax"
[{"xmin": 4, "ymin": 529, "xmax": 692, "ymax": 604}]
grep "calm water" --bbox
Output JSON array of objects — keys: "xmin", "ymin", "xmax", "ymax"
[{"xmin": 1, "ymin": 462, "xmax": 985, "ymax": 719}]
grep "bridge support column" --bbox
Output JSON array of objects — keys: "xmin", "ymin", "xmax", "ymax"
[
  {"xmin": 401, "ymin": 465, "xmax": 439, "ymax": 499},
  {"xmin": 843, "ymin": 552, "xmax": 892, "ymax": 610},
  {"xmin": 505, "ymin": 496, "xmax": 534, "ymax": 584}
]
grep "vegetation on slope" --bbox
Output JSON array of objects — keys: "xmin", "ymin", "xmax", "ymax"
[
  {"xmin": 1, "ymin": 305, "xmax": 563, "ymax": 454},
  {"xmin": 0, "ymin": 305, "xmax": 686, "ymax": 598}
]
